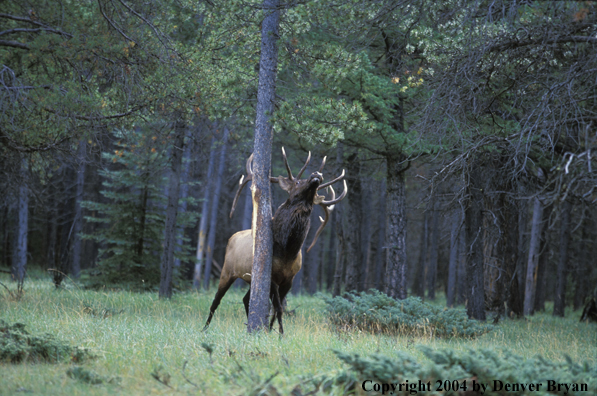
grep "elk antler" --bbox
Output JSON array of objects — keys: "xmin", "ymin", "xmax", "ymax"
[
  {"xmin": 306, "ymin": 175, "xmax": 347, "ymax": 253},
  {"xmin": 276, "ymin": 147, "xmax": 312, "ymax": 192},
  {"xmin": 229, "ymin": 154, "xmax": 254, "ymax": 218}
]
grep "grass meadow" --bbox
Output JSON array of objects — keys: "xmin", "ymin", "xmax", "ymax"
[{"xmin": 1, "ymin": 272, "xmax": 596, "ymax": 396}]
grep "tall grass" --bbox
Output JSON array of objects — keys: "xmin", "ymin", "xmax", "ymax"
[{"xmin": 1, "ymin": 273, "xmax": 595, "ymax": 395}]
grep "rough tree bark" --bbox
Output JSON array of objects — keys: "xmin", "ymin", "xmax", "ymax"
[
  {"xmin": 426, "ymin": 199, "xmax": 440, "ymax": 300},
  {"xmin": 533, "ymin": 204, "xmax": 552, "ymax": 313},
  {"xmin": 332, "ymin": 145, "xmax": 345, "ymax": 297},
  {"xmin": 193, "ymin": 137, "xmax": 216, "ymax": 288},
  {"xmin": 465, "ymin": 167, "xmax": 486, "ymax": 320},
  {"xmin": 306, "ymin": 211, "xmax": 321, "ymax": 295},
  {"xmin": 516, "ymin": 197, "xmax": 528, "ymax": 308},
  {"xmin": 384, "ymin": 154, "xmax": 408, "ymax": 299},
  {"xmin": 446, "ymin": 209, "xmax": 461, "ymax": 307},
  {"xmin": 174, "ymin": 128, "xmax": 194, "ymax": 269},
  {"xmin": 573, "ymin": 213, "xmax": 591, "ymax": 310},
  {"xmin": 247, "ymin": 0, "xmax": 279, "ymax": 333},
  {"xmin": 159, "ymin": 122, "xmax": 186, "ymax": 299},
  {"xmin": 202, "ymin": 127, "xmax": 229, "ymax": 289},
  {"xmin": 505, "ymin": 198, "xmax": 523, "ymax": 318},
  {"xmin": 411, "ymin": 210, "xmax": 428, "ymax": 298},
  {"xmin": 523, "ymin": 196, "xmax": 544, "ymax": 316},
  {"xmin": 553, "ymin": 200, "xmax": 571, "ymax": 317},
  {"xmin": 13, "ymin": 158, "xmax": 28, "ymax": 283},
  {"xmin": 344, "ymin": 152, "xmax": 363, "ymax": 292},
  {"xmin": 71, "ymin": 140, "xmax": 86, "ymax": 277},
  {"xmin": 374, "ymin": 179, "xmax": 387, "ymax": 290},
  {"xmin": 361, "ymin": 183, "xmax": 372, "ymax": 289},
  {"xmin": 325, "ymin": 209, "xmax": 337, "ymax": 292},
  {"xmin": 457, "ymin": 219, "xmax": 467, "ymax": 305}
]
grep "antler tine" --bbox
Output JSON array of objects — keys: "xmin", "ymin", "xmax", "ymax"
[
  {"xmin": 306, "ymin": 206, "xmax": 331, "ymax": 253},
  {"xmin": 296, "ymin": 151, "xmax": 311, "ymax": 179},
  {"xmin": 306, "ymin": 184, "xmax": 336, "ymax": 253},
  {"xmin": 281, "ymin": 147, "xmax": 294, "ymax": 180},
  {"xmin": 320, "ymin": 180, "xmax": 347, "ymax": 206},
  {"xmin": 318, "ymin": 169, "xmax": 345, "ymax": 190},
  {"xmin": 230, "ymin": 154, "xmax": 254, "ymax": 218},
  {"xmin": 318, "ymin": 156, "xmax": 327, "ymax": 173}
]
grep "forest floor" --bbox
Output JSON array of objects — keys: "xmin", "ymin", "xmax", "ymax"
[{"xmin": 1, "ymin": 272, "xmax": 596, "ymax": 396}]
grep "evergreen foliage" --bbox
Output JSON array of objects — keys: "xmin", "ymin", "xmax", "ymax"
[
  {"xmin": 81, "ymin": 129, "xmax": 196, "ymax": 291},
  {"xmin": 0, "ymin": 320, "xmax": 93, "ymax": 363},
  {"xmin": 323, "ymin": 290, "xmax": 492, "ymax": 338},
  {"xmin": 67, "ymin": 366, "xmax": 121, "ymax": 385},
  {"xmin": 333, "ymin": 347, "xmax": 597, "ymax": 396}
]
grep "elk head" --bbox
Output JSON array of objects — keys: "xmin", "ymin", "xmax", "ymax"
[{"xmin": 229, "ymin": 147, "xmax": 347, "ymax": 253}]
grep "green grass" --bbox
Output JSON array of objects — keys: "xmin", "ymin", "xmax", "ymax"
[{"xmin": 1, "ymin": 273, "xmax": 596, "ymax": 395}]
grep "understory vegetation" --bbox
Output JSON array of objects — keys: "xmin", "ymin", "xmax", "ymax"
[
  {"xmin": 323, "ymin": 291, "xmax": 493, "ymax": 338},
  {"xmin": 1, "ymin": 274, "xmax": 596, "ymax": 395}
]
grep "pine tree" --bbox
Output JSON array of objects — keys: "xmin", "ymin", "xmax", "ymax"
[{"xmin": 81, "ymin": 129, "xmax": 196, "ymax": 290}]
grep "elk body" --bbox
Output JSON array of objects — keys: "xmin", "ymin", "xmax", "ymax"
[{"xmin": 203, "ymin": 148, "xmax": 347, "ymax": 334}]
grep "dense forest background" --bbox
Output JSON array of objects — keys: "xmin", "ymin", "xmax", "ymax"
[{"xmin": 1, "ymin": 0, "xmax": 596, "ymax": 320}]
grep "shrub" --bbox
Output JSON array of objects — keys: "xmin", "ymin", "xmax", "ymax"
[
  {"xmin": 323, "ymin": 290, "xmax": 492, "ymax": 338},
  {"xmin": 333, "ymin": 347, "xmax": 597, "ymax": 395},
  {"xmin": 0, "ymin": 320, "xmax": 93, "ymax": 363}
]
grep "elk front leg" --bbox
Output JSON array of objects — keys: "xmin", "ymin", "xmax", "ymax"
[{"xmin": 269, "ymin": 282, "xmax": 284, "ymax": 335}]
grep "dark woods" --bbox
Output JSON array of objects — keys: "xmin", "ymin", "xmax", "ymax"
[
  {"xmin": 1, "ymin": 0, "xmax": 596, "ymax": 322},
  {"xmin": 2, "ymin": 125, "xmax": 595, "ymax": 320}
]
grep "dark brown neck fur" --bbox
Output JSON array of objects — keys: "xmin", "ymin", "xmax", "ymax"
[{"xmin": 272, "ymin": 199, "xmax": 313, "ymax": 261}]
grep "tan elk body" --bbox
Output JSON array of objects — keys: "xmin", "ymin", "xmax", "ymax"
[{"xmin": 203, "ymin": 148, "xmax": 346, "ymax": 334}]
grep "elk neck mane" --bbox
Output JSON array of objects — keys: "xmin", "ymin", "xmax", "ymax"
[{"xmin": 272, "ymin": 198, "xmax": 313, "ymax": 261}]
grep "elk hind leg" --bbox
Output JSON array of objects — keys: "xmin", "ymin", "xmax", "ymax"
[
  {"xmin": 242, "ymin": 288, "xmax": 251, "ymax": 318},
  {"xmin": 203, "ymin": 276, "xmax": 236, "ymax": 331}
]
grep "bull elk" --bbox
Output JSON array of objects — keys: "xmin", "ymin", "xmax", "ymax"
[{"xmin": 203, "ymin": 148, "xmax": 347, "ymax": 334}]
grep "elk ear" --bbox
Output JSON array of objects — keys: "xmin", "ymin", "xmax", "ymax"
[{"xmin": 276, "ymin": 176, "xmax": 293, "ymax": 193}]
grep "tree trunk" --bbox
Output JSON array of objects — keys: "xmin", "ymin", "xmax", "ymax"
[
  {"xmin": 516, "ymin": 197, "xmax": 528, "ymax": 308},
  {"xmin": 325, "ymin": 209, "xmax": 337, "ymax": 292},
  {"xmin": 71, "ymin": 140, "xmax": 86, "ymax": 278},
  {"xmin": 193, "ymin": 137, "xmax": 216, "ymax": 288},
  {"xmin": 465, "ymin": 170, "xmax": 486, "ymax": 321},
  {"xmin": 361, "ymin": 183, "xmax": 372, "ymax": 290},
  {"xmin": 384, "ymin": 154, "xmax": 408, "ymax": 299},
  {"xmin": 174, "ymin": 128, "xmax": 194, "ymax": 268},
  {"xmin": 533, "ymin": 204, "xmax": 551, "ymax": 313},
  {"xmin": 1, "ymin": 206, "xmax": 10, "ymax": 270},
  {"xmin": 374, "ymin": 180, "xmax": 387, "ymax": 290},
  {"xmin": 306, "ymin": 212, "xmax": 320, "ymax": 295},
  {"xmin": 573, "ymin": 213, "xmax": 591, "ymax": 310},
  {"xmin": 505, "ymin": 198, "xmax": 523, "ymax": 318},
  {"xmin": 159, "ymin": 123, "xmax": 186, "ymax": 299},
  {"xmin": 446, "ymin": 209, "xmax": 460, "ymax": 307},
  {"xmin": 483, "ymin": 193, "xmax": 506, "ymax": 315},
  {"xmin": 523, "ymin": 197, "xmax": 543, "ymax": 316},
  {"xmin": 457, "ymin": 219, "xmax": 467, "ymax": 305},
  {"xmin": 332, "ymin": 145, "xmax": 345, "ymax": 297},
  {"xmin": 203, "ymin": 127, "xmax": 229, "ymax": 289},
  {"xmin": 426, "ymin": 199, "xmax": 440, "ymax": 300},
  {"xmin": 247, "ymin": 0, "xmax": 279, "ymax": 333},
  {"xmin": 411, "ymin": 210, "xmax": 428, "ymax": 298},
  {"xmin": 344, "ymin": 152, "xmax": 363, "ymax": 292},
  {"xmin": 553, "ymin": 200, "xmax": 571, "ymax": 317},
  {"xmin": 13, "ymin": 158, "xmax": 29, "ymax": 283}
]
